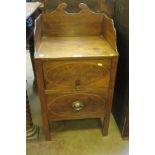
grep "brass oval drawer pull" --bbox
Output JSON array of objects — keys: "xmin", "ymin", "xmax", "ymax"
[{"xmin": 72, "ymin": 101, "xmax": 84, "ymax": 111}]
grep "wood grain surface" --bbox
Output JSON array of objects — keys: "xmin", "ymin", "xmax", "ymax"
[
  {"xmin": 35, "ymin": 60, "xmax": 51, "ymax": 140},
  {"xmin": 42, "ymin": 3, "xmax": 103, "ymax": 36},
  {"xmin": 35, "ymin": 36, "xmax": 118, "ymax": 59},
  {"xmin": 44, "ymin": 0, "xmax": 114, "ymax": 17},
  {"xmin": 102, "ymin": 14, "xmax": 117, "ymax": 51},
  {"xmin": 34, "ymin": 14, "xmax": 42, "ymax": 52},
  {"xmin": 43, "ymin": 59, "xmax": 111, "ymax": 91},
  {"xmin": 46, "ymin": 91, "xmax": 107, "ymax": 120}
]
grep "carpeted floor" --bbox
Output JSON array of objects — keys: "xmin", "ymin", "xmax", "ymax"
[{"xmin": 26, "ymin": 51, "xmax": 129, "ymax": 155}]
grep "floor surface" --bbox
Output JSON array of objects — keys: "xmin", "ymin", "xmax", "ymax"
[{"xmin": 26, "ymin": 52, "xmax": 129, "ymax": 155}]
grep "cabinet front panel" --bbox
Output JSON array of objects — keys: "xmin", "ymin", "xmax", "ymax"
[
  {"xmin": 46, "ymin": 91, "xmax": 107, "ymax": 120},
  {"xmin": 43, "ymin": 60, "xmax": 111, "ymax": 91}
]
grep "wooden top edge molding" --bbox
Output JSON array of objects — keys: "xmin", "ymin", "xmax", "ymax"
[{"xmin": 44, "ymin": 3, "xmax": 100, "ymax": 15}]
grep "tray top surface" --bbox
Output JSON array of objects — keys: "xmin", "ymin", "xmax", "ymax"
[{"xmin": 35, "ymin": 36, "xmax": 118, "ymax": 59}]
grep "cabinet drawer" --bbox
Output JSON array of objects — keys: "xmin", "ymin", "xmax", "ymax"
[
  {"xmin": 46, "ymin": 91, "xmax": 107, "ymax": 120},
  {"xmin": 43, "ymin": 59, "xmax": 111, "ymax": 91}
]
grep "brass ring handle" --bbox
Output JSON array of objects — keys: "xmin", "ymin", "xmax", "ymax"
[{"xmin": 72, "ymin": 101, "xmax": 84, "ymax": 111}]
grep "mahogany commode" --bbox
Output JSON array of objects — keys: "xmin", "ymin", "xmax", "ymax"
[{"xmin": 34, "ymin": 3, "xmax": 118, "ymax": 140}]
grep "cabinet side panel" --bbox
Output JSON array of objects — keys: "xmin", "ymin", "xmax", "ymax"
[
  {"xmin": 34, "ymin": 15, "xmax": 42, "ymax": 52},
  {"xmin": 106, "ymin": 57, "xmax": 118, "ymax": 113},
  {"xmin": 102, "ymin": 15, "xmax": 117, "ymax": 51},
  {"xmin": 34, "ymin": 59, "xmax": 51, "ymax": 140}
]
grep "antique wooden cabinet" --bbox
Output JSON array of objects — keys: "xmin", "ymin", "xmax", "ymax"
[{"xmin": 34, "ymin": 3, "xmax": 118, "ymax": 140}]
